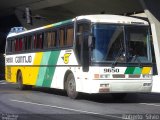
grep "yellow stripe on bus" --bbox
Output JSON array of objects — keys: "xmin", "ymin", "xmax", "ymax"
[
  {"xmin": 25, "ymin": 52, "xmax": 43, "ymax": 85},
  {"xmin": 142, "ymin": 67, "xmax": 151, "ymax": 74},
  {"xmin": 44, "ymin": 24, "xmax": 53, "ymax": 29}
]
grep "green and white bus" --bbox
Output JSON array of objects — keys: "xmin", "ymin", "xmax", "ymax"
[{"xmin": 5, "ymin": 15, "xmax": 152, "ymax": 99}]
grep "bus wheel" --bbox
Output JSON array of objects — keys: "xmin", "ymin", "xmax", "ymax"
[
  {"xmin": 66, "ymin": 73, "xmax": 79, "ymax": 99},
  {"xmin": 111, "ymin": 93, "xmax": 127, "ymax": 100},
  {"xmin": 17, "ymin": 71, "xmax": 27, "ymax": 90}
]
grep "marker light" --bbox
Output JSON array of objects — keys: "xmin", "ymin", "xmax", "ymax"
[
  {"xmin": 94, "ymin": 74, "xmax": 100, "ymax": 79},
  {"xmin": 142, "ymin": 74, "xmax": 152, "ymax": 79},
  {"xmin": 100, "ymin": 74, "xmax": 110, "ymax": 78}
]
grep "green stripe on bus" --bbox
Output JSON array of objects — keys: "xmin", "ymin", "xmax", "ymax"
[
  {"xmin": 54, "ymin": 19, "xmax": 72, "ymax": 27},
  {"xmin": 42, "ymin": 51, "xmax": 60, "ymax": 87},
  {"xmin": 125, "ymin": 67, "xmax": 135, "ymax": 74},
  {"xmin": 133, "ymin": 67, "xmax": 142, "ymax": 74},
  {"xmin": 36, "ymin": 52, "xmax": 51, "ymax": 86}
]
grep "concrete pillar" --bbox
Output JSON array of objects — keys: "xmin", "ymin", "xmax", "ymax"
[{"xmin": 140, "ymin": 0, "xmax": 160, "ymax": 92}]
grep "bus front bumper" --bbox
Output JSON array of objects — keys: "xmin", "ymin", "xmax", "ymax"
[{"xmin": 78, "ymin": 80, "xmax": 152, "ymax": 94}]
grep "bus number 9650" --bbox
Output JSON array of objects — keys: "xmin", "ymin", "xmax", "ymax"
[{"xmin": 104, "ymin": 68, "xmax": 119, "ymax": 73}]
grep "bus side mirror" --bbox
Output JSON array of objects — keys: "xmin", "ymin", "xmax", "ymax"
[{"xmin": 81, "ymin": 35, "xmax": 89, "ymax": 72}]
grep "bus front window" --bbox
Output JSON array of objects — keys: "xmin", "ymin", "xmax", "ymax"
[
  {"xmin": 91, "ymin": 24, "xmax": 151, "ymax": 64},
  {"xmin": 91, "ymin": 24, "xmax": 125, "ymax": 62},
  {"xmin": 126, "ymin": 26, "xmax": 151, "ymax": 63}
]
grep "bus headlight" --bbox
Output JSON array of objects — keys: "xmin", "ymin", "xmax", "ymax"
[{"xmin": 94, "ymin": 74, "xmax": 110, "ymax": 79}]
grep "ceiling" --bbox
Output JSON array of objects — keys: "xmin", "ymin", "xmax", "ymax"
[
  {"xmin": 0, "ymin": 0, "xmax": 143, "ymax": 21},
  {"xmin": 0, "ymin": 0, "xmax": 159, "ymax": 53},
  {"xmin": 0, "ymin": 0, "xmax": 73, "ymax": 16}
]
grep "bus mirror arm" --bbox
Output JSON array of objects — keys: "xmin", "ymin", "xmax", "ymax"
[
  {"xmin": 81, "ymin": 36, "xmax": 89, "ymax": 72},
  {"xmin": 88, "ymin": 35, "xmax": 95, "ymax": 49}
]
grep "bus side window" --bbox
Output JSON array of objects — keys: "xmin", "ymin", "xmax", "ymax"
[
  {"xmin": 41, "ymin": 33, "xmax": 44, "ymax": 49},
  {"xmin": 47, "ymin": 31, "xmax": 51, "ymax": 48},
  {"xmin": 52, "ymin": 31, "xmax": 57, "ymax": 47},
  {"xmin": 66, "ymin": 26, "xmax": 73, "ymax": 46},
  {"xmin": 21, "ymin": 37, "xmax": 25, "ymax": 51},
  {"xmin": 15, "ymin": 38, "xmax": 19, "ymax": 51},
  {"xmin": 24, "ymin": 36, "xmax": 27, "ymax": 50},
  {"xmin": 37, "ymin": 33, "xmax": 44, "ymax": 49},
  {"xmin": 46, "ymin": 31, "xmax": 57, "ymax": 48},
  {"xmin": 59, "ymin": 29, "xmax": 65, "ymax": 47},
  {"xmin": 19, "ymin": 38, "xmax": 23, "ymax": 51},
  {"xmin": 34, "ymin": 34, "xmax": 37, "ymax": 49},
  {"xmin": 28, "ymin": 35, "xmax": 32, "ymax": 50},
  {"xmin": 33, "ymin": 33, "xmax": 43, "ymax": 50}
]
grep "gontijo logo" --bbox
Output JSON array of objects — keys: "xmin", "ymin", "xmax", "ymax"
[{"xmin": 62, "ymin": 53, "xmax": 71, "ymax": 64}]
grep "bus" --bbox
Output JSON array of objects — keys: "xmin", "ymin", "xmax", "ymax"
[{"xmin": 5, "ymin": 15, "xmax": 152, "ymax": 99}]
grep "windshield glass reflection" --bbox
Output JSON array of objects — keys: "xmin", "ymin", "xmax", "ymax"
[
  {"xmin": 92, "ymin": 24, "xmax": 125, "ymax": 62},
  {"xmin": 91, "ymin": 24, "xmax": 151, "ymax": 64},
  {"xmin": 126, "ymin": 26, "xmax": 150, "ymax": 63}
]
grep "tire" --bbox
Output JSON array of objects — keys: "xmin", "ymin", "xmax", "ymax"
[
  {"xmin": 17, "ymin": 71, "xmax": 30, "ymax": 90},
  {"xmin": 66, "ymin": 73, "xmax": 79, "ymax": 99},
  {"xmin": 111, "ymin": 93, "xmax": 127, "ymax": 100}
]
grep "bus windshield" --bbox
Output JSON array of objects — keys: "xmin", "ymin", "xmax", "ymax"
[
  {"xmin": 91, "ymin": 24, "xmax": 151, "ymax": 64},
  {"xmin": 126, "ymin": 26, "xmax": 150, "ymax": 63}
]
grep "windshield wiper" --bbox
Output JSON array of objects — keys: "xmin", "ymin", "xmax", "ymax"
[{"xmin": 111, "ymin": 47, "xmax": 124, "ymax": 68}]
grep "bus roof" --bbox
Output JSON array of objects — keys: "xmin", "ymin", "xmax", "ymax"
[
  {"xmin": 76, "ymin": 14, "xmax": 149, "ymax": 25},
  {"xmin": 7, "ymin": 14, "xmax": 149, "ymax": 38}
]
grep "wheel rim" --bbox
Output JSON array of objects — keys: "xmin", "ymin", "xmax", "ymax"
[{"xmin": 68, "ymin": 78, "xmax": 76, "ymax": 96}]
